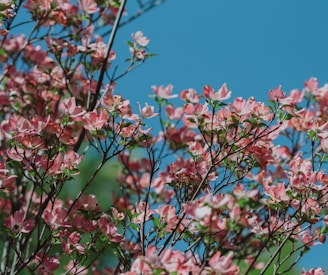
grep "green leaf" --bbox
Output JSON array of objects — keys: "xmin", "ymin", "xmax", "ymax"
[
  {"xmin": 321, "ymin": 154, "xmax": 328, "ymax": 162},
  {"xmin": 308, "ymin": 129, "xmax": 316, "ymax": 140},
  {"xmin": 126, "ymin": 41, "xmax": 134, "ymax": 47},
  {"xmin": 0, "ymin": 3, "xmax": 9, "ymax": 11},
  {"xmin": 283, "ymin": 113, "xmax": 293, "ymax": 120},
  {"xmin": 146, "ymin": 53, "xmax": 157, "ymax": 58},
  {"xmin": 0, "ymin": 48, "xmax": 7, "ymax": 57},
  {"xmin": 130, "ymin": 223, "xmax": 138, "ymax": 231},
  {"xmin": 237, "ymin": 197, "xmax": 249, "ymax": 207},
  {"xmin": 322, "ymin": 226, "xmax": 328, "ymax": 235},
  {"xmin": 302, "ymin": 246, "xmax": 311, "ymax": 254},
  {"xmin": 50, "ymin": 1, "xmax": 57, "ymax": 9},
  {"xmin": 231, "ymin": 115, "xmax": 240, "ymax": 125},
  {"xmin": 13, "ymin": 102, "xmax": 21, "ymax": 111},
  {"xmin": 153, "ymin": 217, "xmax": 160, "ymax": 228},
  {"xmin": 154, "ymin": 269, "xmax": 167, "ymax": 275}
]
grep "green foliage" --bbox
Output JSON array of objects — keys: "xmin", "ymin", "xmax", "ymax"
[{"xmin": 61, "ymin": 149, "xmax": 120, "ymax": 210}]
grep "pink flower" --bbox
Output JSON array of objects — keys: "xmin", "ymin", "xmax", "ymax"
[
  {"xmin": 91, "ymin": 42, "xmax": 115, "ymax": 65},
  {"xmin": 181, "ymin": 88, "xmax": 200, "ymax": 103},
  {"xmin": 289, "ymin": 88, "xmax": 304, "ymax": 104},
  {"xmin": 130, "ymin": 257, "xmax": 152, "ymax": 273},
  {"xmin": 20, "ymin": 134, "xmax": 44, "ymax": 149},
  {"xmin": 0, "ymin": 28, "xmax": 8, "ymax": 36},
  {"xmin": 208, "ymin": 251, "xmax": 239, "ymax": 275},
  {"xmin": 318, "ymin": 132, "xmax": 328, "ymax": 153},
  {"xmin": 43, "ymin": 205, "xmax": 69, "ymax": 229},
  {"xmin": 231, "ymin": 97, "xmax": 256, "ymax": 116},
  {"xmin": 61, "ymin": 150, "xmax": 82, "ymax": 172},
  {"xmin": 35, "ymin": 253, "xmax": 60, "ymax": 273},
  {"xmin": 0, "ymin": 161, "xmax": 17, "ymax": 192},
  {"xmin": 24, "ymin": 0, "xmax": 51, "ymax": 14},
  {"xmin": 154, "ymin": 205, "xmax": 179, "ymax": 231},
  {"xmin": 0, "ymin": 175, "xmax": 16, "ymax": 192},
  {"xmin": 253, "ymin": 102, "xmax": 274, "ymax": 120},
  {"xmin": 1, "ymin": 117, "xmax": 17, "ymax": 140},
  {"xmin": 302, "ymin": 268, "xmax": 325, "ymax": 275},
  {"xmin": 61, "ymin": 232, "xmax": 85, "ymax": 254},
  {"xmin": 82, "ymin": 109, "xmax": 108, "ymax": 131},
  {"xmin": 151, "ymin": 84, "xmax": 177, "ymax": 99},
  {"xmin": 111, "ymin": 207, "xmax": 125, "ymax": 221},
  {"xmin": 97, "ymin": 214, "xmax": 124, "ymax": 242},
  {"xmin": 3, "ymin": 34, "xmax": 27, "ymax": 53},
  {"xmin": 194, "ymin": 205, "xmax": 212, "ymax": 220},
  {"xmin": 79, "ymin": 0, "xmax": 98, "ymax": 14},
  {"xmin": 41, "ymin": 153, "xmax": 63, "ymax": 176},
  {"xmin": 4, "ymin": 210, "xmax": 35, "ymax": 234},
  {"xmin": 131, "ymin": 31, "xmax": 150, "ymax": 47},
  {"xmin": 188, "ymin": 141, "xmax": 205, "ymax": 156},
  {"xmin": 138, "ymin": 102, "xmax": 159, "ymax": 118},
  {"xmin": 62, "ymin": 97, "xmax": 85, "ymax": 119},
  {"xmin": 130, "ymin": 47, "xmax": 147, "ymax": 60},
  {"xmin": 265, "ymin": 182, "xmax": 290, "ymax": 202},
  {"xmin": 244, "ymin": 256, "xmax": 265, "ymax": 270},
  {"xmin": 59, "ymin": 127, "xmax": 80, "ymax": 146},
  {"xmin": 269, "ymin": 85, "xmax": 286, "ymax": 101},
  {"xmin": 165, "ymin": 105, "xmax": 183, "ymax": 120},
  {"xmin": 65, "ymin": 260, "xmax": 88, "ymax": 275},
  {"xmin": 77, "ymin": 194, "xmax": 99, "ymax": 211},
  {"xmin": 0, "ymin": 162, "xmax": 10, "ymax": 179},
  {"xmin": 6, "ymin": 147, "xmax": 24, "ymax": 162},
  {"xmin": 132, "ymin": 201, "xmax": 155, "ymax": 224},
  {"xmin": 304, "ymin": 77, "xmax": 319, "ymax": 92},
  {"xmin": 71, "ymin": 214, "xmax": 97, "ymax": 233},
  {"xmin": 203, "ymin": 83, "xmax": 231, "ymax": 101}
]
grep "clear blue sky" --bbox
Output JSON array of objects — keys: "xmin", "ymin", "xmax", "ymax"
[
  {"xmin": 113, "ymin": 0, "xmax": 328, "ymax": 271},
  {"xmin": 116, "ymin": 1, "xmax": 328, "ymax": 102}
]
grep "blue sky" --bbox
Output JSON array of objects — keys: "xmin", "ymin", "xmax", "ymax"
[
  {"xmin": 112, "ymin": 0, "xmax": 328, "ymax": 271},
  {"xmin": 116, "ymin": 1, "xmax": 328, "ymax": 102}
]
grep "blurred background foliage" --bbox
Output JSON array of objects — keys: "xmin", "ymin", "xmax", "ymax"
[{"xmin": 60, "ymin": 148, "xmax": 121, "ymax": 211}]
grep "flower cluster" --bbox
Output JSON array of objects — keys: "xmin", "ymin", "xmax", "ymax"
[
  {"xmin": 115, "ymin": 79, "xmax": 328, "ymax": 273},
  {"xmin": 0, "ymin": 0, "xmax": 327, "ymax": 274}
]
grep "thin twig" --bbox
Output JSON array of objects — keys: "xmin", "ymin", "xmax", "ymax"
[
  {"xmin": 259, "ymin": 230, "xmax": 294, "ymax": 275},
  {"xmin": 74, "ymin": 0, "xmax": 127, "ymax": 152}
]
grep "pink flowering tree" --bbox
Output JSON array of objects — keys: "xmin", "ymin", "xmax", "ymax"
[{"xmin": 0, "ymin": 0, "xmax": 327, "ymax": 274}]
